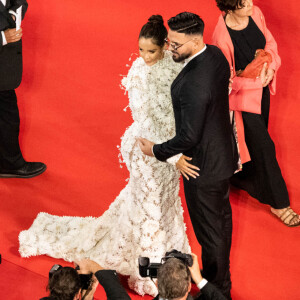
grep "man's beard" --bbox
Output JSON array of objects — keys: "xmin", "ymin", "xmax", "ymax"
[{"xmin": 171, "ymin": 51, "xmax": 192, "ymax": 63}]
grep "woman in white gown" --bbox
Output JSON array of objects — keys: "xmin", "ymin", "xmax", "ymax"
[{"xmin": 19, "ymin": 15, "xmax": 191, "ymax": 296}]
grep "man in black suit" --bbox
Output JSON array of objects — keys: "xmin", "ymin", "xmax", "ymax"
[
  {"xmin": 139, "ymin": 12, "xmax": 237, "ymax": 299},
  {"xmin": 0, "ymin": 0, "xmax": 46, "ymax": 178},
  {"xmin": 154, "ymin": 253, "xmax": 227, "ymax": 300}
]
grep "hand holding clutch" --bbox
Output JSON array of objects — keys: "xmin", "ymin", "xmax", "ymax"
[{"xmin": 237, "ymin": 49, "xmax": 272, "ymax": 79}]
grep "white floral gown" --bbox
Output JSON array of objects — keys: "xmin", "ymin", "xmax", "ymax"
[{"xmin": 19, "ymin": 51, "xmax": 190, "ymax": 296}]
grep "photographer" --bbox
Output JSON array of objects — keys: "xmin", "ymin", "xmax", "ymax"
[
  {"xmin": 40, "ymin": 266, "xmax": 97, "ymax": 300},
  {"xmin": 41, "ymin": 259, "xmax": 130, "ymax": 300},
  {"xmin": 155, "ymin": 253, "xmax": 227, "ymax": 300}
]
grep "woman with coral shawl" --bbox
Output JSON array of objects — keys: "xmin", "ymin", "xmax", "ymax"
[{"xmin": 212, "ymin": 0, "xmax": 299, "ymax": 226}]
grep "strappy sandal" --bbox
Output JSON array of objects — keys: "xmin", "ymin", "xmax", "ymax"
[{"xmin": 272, "ymin": 207, "xmax": 300, "ymax": 227}]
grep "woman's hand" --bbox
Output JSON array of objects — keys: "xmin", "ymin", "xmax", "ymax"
[
  {"xmin": 229, "ymin": 68, "xmax": 234, "ymax": 94},
  {"xmin": 260, "ymin": 63, "xmax": 274, "ymax": 87},
  {"xmin": 259, "ymin": 62, "xmax": 268, "ymax": 86},
  {"xmin": 263, "ymin": 68, "xmax": 275, "ymax": 87},
  {"xmin": 176, "ymin": 155, "xmax": 200, "ymax": 180}
]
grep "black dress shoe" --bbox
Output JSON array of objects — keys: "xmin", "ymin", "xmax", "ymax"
[{"xmin": 0, "ymin": 162, "xmax": 47, "ymax": 178}]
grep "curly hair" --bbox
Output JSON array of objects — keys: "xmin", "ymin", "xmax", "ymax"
[{"xmin": 215, "ymin": 0, "xmax": 245, "ymax": 13}]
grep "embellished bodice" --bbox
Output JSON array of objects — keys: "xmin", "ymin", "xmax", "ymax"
[{"xmin": 121, "ymin": 51, "xmax": 183, "ymax": 143}]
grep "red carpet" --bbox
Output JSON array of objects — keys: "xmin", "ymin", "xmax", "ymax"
[{"xmin": 0, "ymin": 0, "xmax": 299, "ymax": 299}]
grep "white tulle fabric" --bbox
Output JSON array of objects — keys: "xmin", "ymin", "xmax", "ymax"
[{"xmin": 19, "ymin": 51, "xmax": 190, "ymax": 296}]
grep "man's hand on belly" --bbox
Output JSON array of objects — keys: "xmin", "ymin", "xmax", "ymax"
[{"xmin": 138, "ymin": 137, "xmax": 155, "ymax": 157}]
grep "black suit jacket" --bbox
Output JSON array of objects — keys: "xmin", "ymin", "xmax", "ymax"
[
  {"xmin": 0, "ymin": 0, "xmax": 28, "ymax": 90},
  {"xmin": 153, "ymin": 45, "xmax": 237, "ymax": 182},
  {"xmin": 153, "ymin": 282, "xmax": 227, "ymax": 300},
  {"xmin": 40, "ymin": 270, "xmax": 131, "ymax": 300}
]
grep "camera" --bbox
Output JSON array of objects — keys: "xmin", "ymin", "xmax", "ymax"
[
  {"xmin": 138, "ymin": 249, "xmax": 193, "ymax": 278},
  {"xmin": 49, "ymin": 264, "xmax": 93, "ymax": 290}
]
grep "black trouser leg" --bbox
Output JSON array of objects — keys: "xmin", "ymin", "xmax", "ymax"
[
  {"xmin": 231, "ymin": 87, "xmax": 290, "ymax": 209},
  {"xmin": 183, "ymin": 178, "xmax": 232, "ymax": 299},
  {"xmin": 0, "ymin": 90, "xmax": 25, "ymax": 169},
  {"xmin": 241, "ymin": 110, "xmax": 290, "ymax": 209}
]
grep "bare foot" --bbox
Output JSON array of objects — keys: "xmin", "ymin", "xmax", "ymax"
[{"xmin": 271, "ymin": 207, "xmax": 300, "ymax": 227}]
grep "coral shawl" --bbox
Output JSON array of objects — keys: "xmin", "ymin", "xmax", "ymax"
[{"xmin": 212, "ymin": 6, "xmax": 281, "ymax": 163}]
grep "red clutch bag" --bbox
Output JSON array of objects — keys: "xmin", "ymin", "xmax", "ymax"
[{"xmin": 237, "ymin": 49, "xmax": 272, "ymax": 78}]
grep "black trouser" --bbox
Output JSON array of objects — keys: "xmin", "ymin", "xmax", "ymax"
[
  {"xmin": 231, "ymin": 87, "xmax": 290, "ymax": 209},
  {"xmin": 0, "ymin": 90, "xmax": 25, "ymax": 169},
  {"xmin": 183, "ymin": 177, "xmax": 232, "ymax": 300}
]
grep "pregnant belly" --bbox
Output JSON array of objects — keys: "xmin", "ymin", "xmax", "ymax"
[
  {"xmin": 120, "ymin": 123, "xmax": 140, "ymax": 157},
  {"xmin": 120, "ymin": 122, "xmax": 158, "ymax": 153},
  {"xmin": 120, "ymin": 121, "xmax": 174, "ymax": 160}
]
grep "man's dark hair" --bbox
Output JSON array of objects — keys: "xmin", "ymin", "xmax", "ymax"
[
  {"xmin": 139, "ymin": 15, "xmax": 168, "ymax": 47},
  {"xmin": 157, "ymin": 258, "xmax": 191, "ymax": 299},
  {"xmin": 48, "ymin": 267, "xmax": 81, "ymax": 300},
  {"xmin": 215, "ymin": 0, "xmax": 245, "ymax": 13},
  {"xmin": 168, "ymin": 12, "xmax": 204, "ymax": 36}
]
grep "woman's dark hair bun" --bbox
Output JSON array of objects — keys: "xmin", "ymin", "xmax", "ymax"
[
  {"xmin": 139, "ymin": 15, "xmax": 167, "ymax": 47},
  {"xmin": 148, "ymin": 15, "xmax": 164, "ymax": 24}
]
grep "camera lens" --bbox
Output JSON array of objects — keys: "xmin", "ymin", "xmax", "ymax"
[{"xmin": 138, "ymin": 257, "xmax": 150, "ymax": 267}]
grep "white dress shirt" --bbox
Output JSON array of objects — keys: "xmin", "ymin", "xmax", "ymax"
[
  {"xmin": 183, "ymin": 44, "xmax": 207, "ymax": 67},
  {"xmin": 197, "ymin": 278, "xmax": 208, "ymax": 289},
  {"xmin": 1, "ymin": 0, "xmax": 8, "ymax": 45}
]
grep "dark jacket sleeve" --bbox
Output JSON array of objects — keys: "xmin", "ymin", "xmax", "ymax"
[
  {"xmin": 153, "ymin": 80, "xmax": 210, "ymax": 162},
  {"xmin": 0, "ymin": 0, "xmax": 28, "ymax": 50},
  {"xmin": 197, "ymin": 282, "xmax": 227, "ymax": 300},
  {"xmin": 10, "ymin": 0, "xmax": 28, "ymax": 20},
  {"xmin": 95, "ymin": 270, "xmax": 131, "ymax": 300}
]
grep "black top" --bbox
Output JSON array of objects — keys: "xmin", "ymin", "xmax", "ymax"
[{"xmin": 226, "ymin": 16, "xmax": 266, "ymax": 71}]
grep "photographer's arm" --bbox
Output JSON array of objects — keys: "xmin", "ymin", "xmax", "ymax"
[
  {"xmin": 95, "ymin": 270, "xmax": 131, "ymax": 300},
  {"xmin": 75, "ymin": 259, "xmax": 131, "ymax": 300},
  {"xmin": 189, "ymin": 254, "xmax": 227, "ymax": 300}
]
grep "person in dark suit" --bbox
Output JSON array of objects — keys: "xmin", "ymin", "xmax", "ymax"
[
  {"xmin": 40, "ymin": 259, "xmax": 131, "ymax": 300},
  {"xmin": 154, "ymin": 253, "xmax": 227, "ymax": 300},
  {"xmin": 0, "ymin": 0, "xmax": 46, "ymax": 178},
  {"xmin": 139, "ymin": 12, "xmax": 237, "ymax": 299}
]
